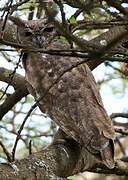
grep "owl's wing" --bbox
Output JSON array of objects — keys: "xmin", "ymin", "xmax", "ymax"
[
  {"xmin": 24, "ymin": 51, "xmax": 115, "ymax": 168},
  {"xmin": 49, "ymin": 63, "xmax": 115, "ymax": 169}
]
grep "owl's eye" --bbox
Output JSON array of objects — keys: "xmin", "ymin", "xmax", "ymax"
[
  {"xmin": 25, "ymin": 31, "xmax": 32, "ymax": 36},
  {"xmin": 43, "ymin": 26, "xmax": 54, "ymax": 32}
]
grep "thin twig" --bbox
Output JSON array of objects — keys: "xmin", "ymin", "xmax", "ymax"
[
  {"xmin": 29, "ymin": 140, "xmax": 32, "ymax": 155},
  {"xmin": 0, "ymin": 141, "xmax": 12, "ymax": 162},
  {"xmin": 116, "ymin": 137, "xmax": 126, "ymax": 155},
  {"xmin": 1, "ymin": 0, "xmax": 13, "ymax": 32},
  {"xmin": 0, "ymin": 0, "xmax": 29, "ymax": 12},
  {"xmin": 111, "ymin": 113, "xmax": 128, "ymax": 119},
  {"xmin": 54, "ymin": 0, "xmax": 66, "ymax": 26},
  {"xmin": 115, "ymin": 127, "xmax": 128, "ymax": 136}
]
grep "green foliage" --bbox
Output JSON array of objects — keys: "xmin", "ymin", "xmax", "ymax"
[
  {"xmin": 47, "ymin": 2, "xmax": 58, "ymax": 17},
  {"xmin": 69, "ymin": 16, "xmax": 77, "ymax": 25},
  {"xmin": 59, "ymin": 35, "xmax": 69, "ymax": 44},
  {"xmin": 68, "ymin": 176, "xmax": 76, "ymax": 180},
  {"xmin": 3, "ymin": 70, "xmax": 12, "ymax": 78},
  {"xmin": 26, "ymin": 96, "xmax": 33, "ymax": 104}
]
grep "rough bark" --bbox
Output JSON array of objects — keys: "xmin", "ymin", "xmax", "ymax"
[
  {"xmin": 0, "ymin": 138, "xmax": 128, "ymax": 179},
  {"xmin": 0, "ymin": 136, "xmax": 96, "ymax": 180}
]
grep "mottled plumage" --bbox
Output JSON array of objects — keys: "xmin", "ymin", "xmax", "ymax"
[{"xmin": 10, "ymin": 17, "xmax": 115, "ymax": 169}]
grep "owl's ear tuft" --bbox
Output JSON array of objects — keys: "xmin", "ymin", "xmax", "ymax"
[{"xmin": 9, "ymin": 16, "xmax": 26, "ymax": 27}]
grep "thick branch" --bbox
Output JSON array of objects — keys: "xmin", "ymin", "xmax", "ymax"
[
  {"xmin": 0, "ymin": 67, "xmax": 29, "ymax": 120},
  {"xmin": 0, "ymin": 138, "xmax": 95, "ymax": 180},
  {"xmin": 0, "ymin": 88, "xmax": 28, "ymax": 120},
  {"xmin": 87, "ymin": 26, "xmax": 128, "ymax": 69},
  {"xmin": 0, "ymin": 67, "xmax": 26, "ymax": 89},
  {"xmin": 0, "ymin": 139, "xmax": 128, "ymax": 179}
]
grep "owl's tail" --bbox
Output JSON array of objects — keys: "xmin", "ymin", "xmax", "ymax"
[{"xmin": 100, "ymin": 139, "xmax": 115, "ymax": 169}]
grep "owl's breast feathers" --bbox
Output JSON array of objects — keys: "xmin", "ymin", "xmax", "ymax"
[{"xmin": 24, "ymin": 43, "xmax": 115, "ymax": 169}]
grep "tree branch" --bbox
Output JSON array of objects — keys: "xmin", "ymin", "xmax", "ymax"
[
  {"xmin": 0, "ymin": 67, "xmax": 29, "ymax": 120},
  {"xmin": 111, "ymin": 113, "xmax": 128, "ymax": 119},
  {"xmin": 0, "ymin": 137, "xmax": 96, "ymax": 180},
  {"xmin": 0, "ymin": 17, "xmax": 128, "ymax": 71},
  {"xmin": 0, "ymin": 138, "xmax": 128, "ymax": 179}
]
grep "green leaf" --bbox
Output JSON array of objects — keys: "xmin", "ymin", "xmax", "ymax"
[
  {"xmin": 3, "ymin": 70, "xmax": 12, "ymax": 78},
  {"xmin": 68, "ymin": 176, "xmax": 76, "ymax": 180},
  {"xmin": 26, "ymin": 96, "xmax": 34, "ymax": 104},
  {"xmin": 69, "ymin": 16, "xmax": 77, "ymax": 25}
]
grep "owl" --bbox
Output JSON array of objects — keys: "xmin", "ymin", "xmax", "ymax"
[{"xmin": 10, "ymin": 16, "xmax": 115, "ymax": 169}]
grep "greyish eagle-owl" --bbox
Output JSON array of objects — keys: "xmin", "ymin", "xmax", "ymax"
[{"xmin": 10, "ymin": 16, "xmax": 115, "ymax": 169}]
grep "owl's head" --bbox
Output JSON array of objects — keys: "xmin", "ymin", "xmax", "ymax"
[{"xmin": 9, "ymin": 16, "xmax": 56, "ymax": 48}]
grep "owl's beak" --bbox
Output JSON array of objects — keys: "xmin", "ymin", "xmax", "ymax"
[{"xmin": 34, "ymin": 35, "xmax": 44, "ymax": 48}]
